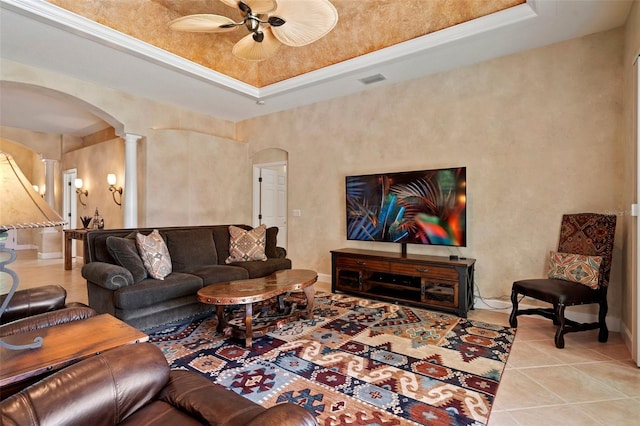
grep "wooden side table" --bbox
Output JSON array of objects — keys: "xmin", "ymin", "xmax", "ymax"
[
  {"xmin": 63, "ymin": 229, "xmax": 89, "ymax": 270},
  {"xmin": 0, "ymin": 314, "xmax": 148, "ymax": 395}
]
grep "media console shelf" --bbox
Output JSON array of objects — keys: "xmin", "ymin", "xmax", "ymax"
[{"xmin": 331, "ymin": 248, "xmax": 475, "ymax": 317}]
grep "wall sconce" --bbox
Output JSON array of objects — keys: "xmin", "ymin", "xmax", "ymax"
[
  {"xmin": 75, "ymin": 178, "xmax": 88, "ymax": 207},
  {"xmin": 107, "ymin": 173, "xmax": 122, "ymax": 206}
]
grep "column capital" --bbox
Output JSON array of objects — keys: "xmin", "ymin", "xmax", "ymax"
[{"xmin": 124, "ymin": 133, "xmax": 143, "ymax": 143}]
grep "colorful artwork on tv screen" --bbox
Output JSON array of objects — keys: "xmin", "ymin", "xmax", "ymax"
[{"xmin": 346, "ymin": 167, "xmax": 466, "ymax": 247}]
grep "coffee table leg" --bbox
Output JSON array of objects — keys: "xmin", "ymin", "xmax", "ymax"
[
  {"xmin": 216, "ymin": 305, "xmax": 227, "ymax": 333},
  {"xmin": 244, "ymin": 303, "xmax": 253, "ymax": 348},
  {"xmin": 303, "ymin": 284, "xmax": 315, "ymax": 319}
]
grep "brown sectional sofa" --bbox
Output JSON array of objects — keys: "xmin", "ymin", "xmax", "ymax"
[{"xmin": 82, "ymin": 225, "xmax": 291, "ymax": 330}]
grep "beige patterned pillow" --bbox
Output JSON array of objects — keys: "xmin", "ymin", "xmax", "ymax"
[
  {"xmin": 136, "ymin": 229, "xmax": 172, "ymax": 279},
  {"xmin": 225, "ymin": 225, "xmax": 268, "ymax": 263},
  {"xmin": 547, "ymin": 251, "xmax": 602, "ymax": 289}
]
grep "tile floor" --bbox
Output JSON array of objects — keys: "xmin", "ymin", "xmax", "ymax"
[{"xmin": 2, "ymin": 250, "xmax": 639, "ymax": 425}]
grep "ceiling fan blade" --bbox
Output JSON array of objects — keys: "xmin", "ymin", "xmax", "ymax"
[
  {"xmin": 169, "ymin": 14, "xmax": 239, "ymax": 33},
  {"xmin": 270, "ymin": 0, "xmax": 338, "ymax": 47},
  {"xmin": 219, "ymin": 0, "xmax": 277, "ymax": 14},
  {"xmin": 232, "ymin": 28, "xmax": 282, "ymax": 61}
]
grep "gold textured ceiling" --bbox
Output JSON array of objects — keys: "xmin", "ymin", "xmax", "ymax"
[{"xmin": 47, "ymin": 0, "xmax": 524, "ymax": 87}]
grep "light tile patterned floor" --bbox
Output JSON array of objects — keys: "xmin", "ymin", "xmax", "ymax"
[{"xmin": 3, "ymin": 250, "xmax": 639, "ymax": 425}]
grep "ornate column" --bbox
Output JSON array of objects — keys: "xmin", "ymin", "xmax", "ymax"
[
  {"xmin": 39, "ymin": 158, "xmax": 61, "ymax": 259},
  {"xmin": 124, "ymin": 134, "xmax": 142, "ymax": 228},
  {"xmin": 42, "ymin": 158, "xmax": 55, "ymax": 207}
]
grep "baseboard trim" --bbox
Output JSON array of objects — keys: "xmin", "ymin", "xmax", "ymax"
[
  {"xmin": 318, "ymin": 272, "xmax": 331, "ymax": 284},
  {"xmin": 474, "ymin": 296, "xmax": 621, "ymax": 333},
  {"xmin": 37, "ymin": 251, "xmax": 62, "ymax": 260},
  {"xmin": 15, "ymin": 244, "xmax": 36, "ymax": 250}
]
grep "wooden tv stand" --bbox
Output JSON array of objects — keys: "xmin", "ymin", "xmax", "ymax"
[{"xmin": 331, "ymin": 248, "xmax": 475, "ymax": 317}]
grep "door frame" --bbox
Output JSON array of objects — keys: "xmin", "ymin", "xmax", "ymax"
[{"xmin": 63, "ymin": 168, "xmax": 78, "ymax": 257}]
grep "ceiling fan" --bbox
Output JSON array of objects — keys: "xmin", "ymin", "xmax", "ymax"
[{"xmin": 169, "ymin": 0, "xmax": 338, "ymax": 61}]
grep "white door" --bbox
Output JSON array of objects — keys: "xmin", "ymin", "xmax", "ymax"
[
  {"xmin": 253, "ymin": 164, "xmax": 287, "ymax": 250},
  {"xmin": 63, "ymin": 169, "xmax": 77, "ymax": 257}
]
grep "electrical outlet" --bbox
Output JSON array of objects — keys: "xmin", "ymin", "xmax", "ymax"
[{"xmin": 292, "ymin": 209, "xmax": 301, "ymax": 217}]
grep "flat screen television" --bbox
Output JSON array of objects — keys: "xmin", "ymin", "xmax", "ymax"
[{"xmin": 346, "ymin": 167, "xmax": 466, "ymax": 248}]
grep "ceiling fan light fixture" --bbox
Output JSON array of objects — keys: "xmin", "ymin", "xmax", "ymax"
[
  {"xmin": 220, "ymin": 0, "xmax": 277, "ymax": 14},
  {"xmin": 233, "ymin": 28, "xmax": 282, "ymax": 61},
  {"xmin": 169, "ymin": 0, "xmax": 338, "ymax": 61}
]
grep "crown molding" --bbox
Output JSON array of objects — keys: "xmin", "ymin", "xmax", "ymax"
[
  {"xmin": 1, "ymin": 0, "xmax": 538, "ymax": 101},
  {"xmin": 1, "ymin": 0, "xmax": 260, "ymax": 97},
  {"xmin": 259, "ymin": 1, "xmax": 539, "ymax": 98}
]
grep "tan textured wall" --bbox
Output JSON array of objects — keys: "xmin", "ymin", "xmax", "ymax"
[
  {"xmin": 141, "ymin": 129, "xmax": 252, "ymax": 228},
  {"xmin": 63, "ymin": 138, "xmax": 125, "ymax": 229},
  {"xmin": 0, "ymin": 24, "xmax": 628, "ymax": 326},
  {"xmin": 241, "ymin": 29, "xmax": 625, "ymax": 315},
  {"xmin": 622, "ymin": 0, "xmax": 639, "ymax": 361}
]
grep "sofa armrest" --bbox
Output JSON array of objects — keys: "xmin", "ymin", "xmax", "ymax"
[
  {"xmin": 81, "ymin": 262, "xmax": 134, "ymax": 290},
  {"xmin": 160, "ymin": 371, "xmax": 316, "ymax": 425},
  {"xmin": 0, "ymin": 305, "xmax": 97, "ymax": 337},
  {"xmin": 245, "ymin": 403, "xmax": 318, "ymax": 426},
  {"xmin": 0, "ymin": 344, "xmax": 169, "ymax": 426},
  {"xmin": 0, "ymin": 285, "xmax": 66, "ymax": 324},
  {"xmin": 159, "ymin": 371, "xmax": 264, "ymax": 424},
  {"xmin": 274, "ymin": 246, "xmax": 287, "ymax": 259}
]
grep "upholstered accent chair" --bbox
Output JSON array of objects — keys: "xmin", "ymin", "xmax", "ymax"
[{"xmin": 509, "ymin": 213, "xmax": 616, "ymax": 348}]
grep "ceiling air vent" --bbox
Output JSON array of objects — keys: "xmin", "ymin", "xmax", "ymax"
[{"xmin": 358, "ymin": 74, "xmax": 386, "ymax": 85}]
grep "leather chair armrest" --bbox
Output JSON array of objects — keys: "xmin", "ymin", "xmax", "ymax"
[
  {"xmin": 0, "ymin": 344, "xmax": 169, "ymax": 426},
  {"xmin": 275, "ymin": 247, "xmax": 287, "ymax": 258},
  {"xmin": 81, "ymin": 262, "xmax": 133, "ymax": 290},
  {"xmin": 0, "ymin": 305, "xmax": 97, "ymax": 337},
  {"xmin": 245, "ymin": 403, "xmax": 318, "ymax": 426},
  {"xmin": 0, "ymin": 285, "xmax": 67, "ymax": 324},
  {"xmin": 160, "ymin": 371, "xmax": 316, "ymax": 426},
  {"xmin": 159, "ymin": 371, "xmax": 265, "ymax": 425}
]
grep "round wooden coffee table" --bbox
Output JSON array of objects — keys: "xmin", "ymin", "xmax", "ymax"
[{"xmin": 197, "ymin": 269, "xmax": 317, "ymax": 347}]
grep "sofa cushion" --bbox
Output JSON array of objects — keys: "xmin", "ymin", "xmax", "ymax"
[
  {"xmin": 166, "ymin": 229, "xmax": 217, "ymax": 272},
  {"xmin": 187, "ymin": 265, "xmax": 249, "ymax": 285},
  {"xmin": 114, "ymin": 272, "xmax": 204, "ymax": 310},
  {"xmin": 231, "ymin": 258, "xmax": 293, "ymax": 278},
  {"xmin": 136, "ymin": 230, "xmax": 172, "ymax": 280},
  {"xmin": 106, "ymin": 235, "xmax": 148, "ymax": 283},
  {"xmin": 225, "ymin": 225, "xmax": 267, "ymax": 263},
  {"xmin": 265, "ymin": 226, "xmax": 280, "ymax": 258}
]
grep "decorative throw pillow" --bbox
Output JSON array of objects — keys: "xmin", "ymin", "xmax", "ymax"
[
  {"xmin": 547, "ymin": 251, "xmax": 602, "ymax": 289},
  {"xmin": 106, "ymin": 235, "xmax": 148, "ymax": 282},
  {"xmin": 136, "ymin": 229, "xmax": 172, "ymax": 280},
  {"xmin": 225, "ymin": 224, "xmax": 268, "ymax": 263}
]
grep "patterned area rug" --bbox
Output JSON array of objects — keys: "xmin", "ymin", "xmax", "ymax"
[{"xmin": 149, "ymin": 293, "xmax": 515, "ymax": 425}]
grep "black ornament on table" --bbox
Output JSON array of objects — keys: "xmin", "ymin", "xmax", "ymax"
[{"xmin": 80, "ymin": 216, "xmax": 92, "ymax": 229}]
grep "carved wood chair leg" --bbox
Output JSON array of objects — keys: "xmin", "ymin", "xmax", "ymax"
[
  {"xmin": 598, "ymin": 299, "xmax": 609, "ymax": 342},
  {"xmin": 509, "ymin": 289, "xmax": 518, "ymax": 328},
  {"xmin": 554, "ymin": 304, "xmax": 566, "ymax": 348}
]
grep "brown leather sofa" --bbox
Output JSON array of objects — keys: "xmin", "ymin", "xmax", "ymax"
[
  {"xmin": 0, "ymin": 343, "xmax": 317, "ymax": 426},
  {"xmin": 0, "ymin": 285, "xmax": 96, "ymax": 337}
]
